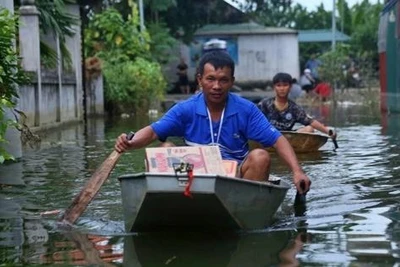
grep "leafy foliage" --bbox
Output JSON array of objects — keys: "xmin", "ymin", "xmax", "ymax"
[
  {"xmin": 161, "ymin": 0, "xmax": 247, "ymax": 43},
  {"xmin": 82, "ymin": 0, "xmax": 383, "ymax": 91},
  {"xmin": 103, "ymin": 57, "xmax": 166, "ymax": 114},
  {"xmin": 0, "ymin": 8, "xmax": 28, "ymax": 163},
  {"xmin": 244, "ymin": 0, "xmax": 295, "ymax": 27},
  {"xmin": 146, "ymin": 22, "xmax": 178, "ymax": 64},
  {"xmin": 35, "ymin": 0, "xmax": 79, "ymax": 69},
  {"xmin": 317, "ymin": 0, "xmax": 383, "ymax": 89},
  {"xmin": 244, "ymin": 0, "xmax": 383, "ymax": 78},
  {"xmin": 85, "ymin": 7, "xmax": 150, "ymax": 60},
  {"xmin": 349, "ymin": 1, "xmax": 383, "ymax": 64},
  {"xmin": 85, "ymin": 3, "xmax": 166, "ymax": 114},
  {"xmin": 318, "ymin": 43, "xmax": 351, "ymax": 90}
]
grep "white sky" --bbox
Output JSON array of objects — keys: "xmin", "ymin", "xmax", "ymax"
[{"xmin": 293, "ymin": 0, "xmax": 381, "ymax": 11}]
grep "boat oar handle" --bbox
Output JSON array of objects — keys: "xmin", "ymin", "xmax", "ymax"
[
  {"xmin": 328, "ymin": 130, "xmax": 339, "ymax": 150},
  {"xmin": 299, "ymin": 180, "xmax": 306, "ymax": 195},
  {"xmin": 126, "ymin": 131, "xmax": 135, "ymax": 140}
]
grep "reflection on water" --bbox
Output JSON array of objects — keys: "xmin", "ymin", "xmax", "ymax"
[
  {"xmin": 0, "ymin": 104, "xmax": 400, "ymax": 265},
  {"xmin": 25, "ymin": 229, "xmax": 307, "ymax": 267},
  {"xmin": 123, "ymin": 230, "xmax": 297, "ymax": 267},
  {"xmin": 40, "ymin": 231, "xmax": 123, "ymax": 266}
]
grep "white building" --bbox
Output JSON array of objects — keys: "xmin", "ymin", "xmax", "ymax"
[{"xmin": 180, "ymin": 22, "xmax": 299, "ymax": 87}]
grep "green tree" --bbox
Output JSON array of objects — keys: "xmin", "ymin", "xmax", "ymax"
[
  {"xmin": 161, "ymin": 0, "xmax": 247, "ymax": 43},
  {"xmin": 349, "ymin": 1, "xmax": 383, "ymax": 59},
  {"xmin": 146, "ymin": 22, "xmax": 178, "ymax": 64},
  {"xmin": 85, "ymin": 3, "xmax": 166, "ymax": 114},
  {"xmin": 318, "ymin": 43, "xmax": 351, "ymax": 90},
  {"xmin": 84, "ymin": 6, "xmax": 151, "ymax": 61},
  {"xmin": 244, "ymin": 0, "xmax": 295, "ymax": 27},
  {"xmin": 0, "ymin": 8, "xmax": 28, "ymax": 163},
  {"xmin": 336, "ymin": 0, "xmax": 352, "ymax": 35},
  {"xmin": 35, "ymin": 0, "xmax": 78, "ymax": 69}
]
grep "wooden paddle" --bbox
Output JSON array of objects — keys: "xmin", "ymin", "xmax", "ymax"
[
  {"xmin": 328, "ymin": 130, "xmax": 339, "ymax": 150},
  {"xmin": 59, "ymin": 132, "xmax": 135, "ymax": 225},
  {"xmin": 294, "ymin": 180, "xmax": 307, "ymax": 217}
]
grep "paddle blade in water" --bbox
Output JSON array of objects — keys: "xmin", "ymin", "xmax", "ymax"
[
  {"xmin": 59, "ymin": 131, "xmax": 135, "ymax": 225},
  {"xmin": 59, "ymin": 150, "xmax": 122, "ymax": 224},
  {"xmin": 329, "ymin": 130, "xmax": 339, "ymax": 150},
  {"xmin": 294, "ymin": 180, "xmax": 307, "ymax": 216}
]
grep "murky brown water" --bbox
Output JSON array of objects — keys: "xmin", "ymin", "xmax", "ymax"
[{"xmin": 1, "ymin": 100, "xmax": 400, "ymax": 266}]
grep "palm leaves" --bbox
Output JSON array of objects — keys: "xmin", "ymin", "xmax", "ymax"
[{"xmin": 35, "ymin": 0, "xmax": 78, "ymax": 70}]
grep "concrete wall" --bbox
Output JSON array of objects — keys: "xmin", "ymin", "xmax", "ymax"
[
  {"xmin": 235, "ymin": 34, "xmax": 299, "ymax": 82},
  {"xmin": 18, "ymin": 85, "xmax": 37, "ymax": 127},
  {"xmin": 17, "ymin": 72, "xmax": 81, "ymax": 128},
  {"xmin": 0, "ymin": 2, "xmax": 104, "ymax": 160},
  {"xmin": 16, "ymin": 3, "xmax": 103, "ymax": 130}
]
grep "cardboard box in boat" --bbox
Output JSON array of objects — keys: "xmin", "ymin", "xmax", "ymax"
[{"xmin": 145, "ymin": 146, "xmax": 238, "ymax": 177}]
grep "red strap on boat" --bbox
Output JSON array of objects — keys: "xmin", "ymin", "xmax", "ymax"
[{"xmin": 183, "ymin": 168, "xmax": 194, "ymax": 198}]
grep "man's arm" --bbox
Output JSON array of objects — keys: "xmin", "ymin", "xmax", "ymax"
[
  {"xmin": 310, "ymin": 120, "xmax": 337, "ymax": 139},
  {"xmin": 273, "ymin": 136, "xmax": 311, "ymax": 194},
  {"xmin": 115, "ymin": 126, "xmax": 158, "ymax": 153},
  {"xmin": 310, "ymin": 120, "xmax": 330, "ymax": 135}
]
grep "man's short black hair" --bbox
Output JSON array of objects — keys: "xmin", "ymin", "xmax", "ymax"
[
  {"xmin": 197, "ymin": 51, "xmax": 235, "ymax": 77},
  {"xmin": 272, "ymin": 72, "xmax": 293, "ymax": 84}
]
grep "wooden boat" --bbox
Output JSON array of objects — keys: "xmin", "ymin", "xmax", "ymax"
[
  {"xmin": 250, "ymin": 131, "xmax": 329, "ymax": 153},
  {"xmin": 118, "ymin": 172, "xmax": 290, "ymax": 232}
]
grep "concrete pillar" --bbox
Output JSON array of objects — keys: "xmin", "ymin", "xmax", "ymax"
[
  {"xmin": 19, "ymin": 0, "xmax": 41, "ymax": 72},
  {"xmin": 66, "ymin": 4, "xmax": 84, "ymax": 120},
  {"xmin": 86, "ymin": 75, "xmax": 104, "ymax": 116},
  {"xmin": 19, "ymin": 0, "xmax": 41, "ymax": 126}
]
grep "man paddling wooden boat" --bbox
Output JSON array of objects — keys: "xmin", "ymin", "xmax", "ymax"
[
  {"xmin": 258, "ymin": 72, "xmax": 337, "ymax": 142},
  {"xmin": 115, "ymin": 52, "xmax": 311, "ymax": 194}
]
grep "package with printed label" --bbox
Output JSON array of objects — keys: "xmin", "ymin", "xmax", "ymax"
[
  {"xmin": 222, "ymin": 160, "xmax": 238, "ymax": 177},
  {"xmin": 145, "ymin": 146, "xmax": 237, "ymax": 176}
]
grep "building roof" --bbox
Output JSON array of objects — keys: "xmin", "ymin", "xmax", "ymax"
[
  {"xmin": 298, "ymin": 29, "xmax": 350, "ymax": 43},
  {"xmin": 195, "ymin": 22, "xmax": 297, "ymax": 36}
]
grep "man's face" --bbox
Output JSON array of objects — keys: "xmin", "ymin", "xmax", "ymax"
[
  {"xmin": 274, "ymin": 82, "xmax": 291, "ymax": 98},
  {"xmin": 197, "ymin": 63, "xmax": 234, "ymax": 105}
]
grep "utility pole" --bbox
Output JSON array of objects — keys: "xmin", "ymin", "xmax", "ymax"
[
  {"xmin": 138, "ymin": 0, "xmax": 144, "ymax": 32},
  {"xmin": 332, "ymin": 0, "xmax": 336, "ymax": 50},
  {"xmin": 340, "ymin": 0, "xmax": 344, "ymax": 34}
]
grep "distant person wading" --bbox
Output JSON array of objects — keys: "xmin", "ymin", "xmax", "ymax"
[{"xmin": 177, "ymin": 58, "xmax": 190, "ymax": 94}]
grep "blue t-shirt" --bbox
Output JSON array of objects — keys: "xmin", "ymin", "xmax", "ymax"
[
  {"xmin": 305, "ymin": 59, "xmax": 322, "ymax": 78},
  {"xmin": 151, "ymin": 93, "xmax": 281, "ymax": 164}
]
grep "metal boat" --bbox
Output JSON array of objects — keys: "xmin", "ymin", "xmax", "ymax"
[{"xmin": 118, "ymin": 172, "xmax": 290, "ymax": 232}]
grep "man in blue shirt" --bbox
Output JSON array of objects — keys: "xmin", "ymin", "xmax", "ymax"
[
  {"xmin": 304, "ymin": 53, "xmax": 322, "ymax": 79},
  {"xmin": 115, "ymin": 51, "xmax": 311, "ymax": 194}
]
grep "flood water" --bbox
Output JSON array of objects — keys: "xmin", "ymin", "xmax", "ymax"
[{"xmin": 1, "ymin": 99, "xmax": 400, "ymax": 266}]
